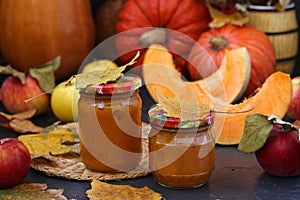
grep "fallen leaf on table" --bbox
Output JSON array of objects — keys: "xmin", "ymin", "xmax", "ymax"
[
  {"xmin": 9, "ymin": 118, "xmax": 44, "ymax": 133},
  {"xmin": 0, "ymin": 108, "xmax": 37, "ymax": 120},
  {"xmin": 0, "ymin": 108, "xmax": 43, "ymax": 134},
  {"xmin": 41, "ymin": 121, "xmax": 77, "ymax": 134},
  {"xmin": 86, "ymin": 179, "xmax": 165, "ymax": 200},
  {"xmin": 18, "ymin": 129, "xmax": 79, "ymax": 156},
  {"xmin": 0, "ymin": 183, "xmax": 67, "ymax": 200}
]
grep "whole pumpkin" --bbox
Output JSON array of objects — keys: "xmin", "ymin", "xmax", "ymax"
[
  {"xmin": 188, "ymin": 23, "xmax": 276, "ymax": 97},
  {"xmin": 0, "ymin": 0, "xmax": 96, "ymax": 81},
  {"xmin": 115, "ymin": 0, "xmax": 212, "ymax": 75}
]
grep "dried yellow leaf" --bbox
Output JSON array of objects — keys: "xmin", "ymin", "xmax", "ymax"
[
  {"xmin": 207, "ymin": 4, "xmax": 249, "ymax": 28},
  {"xmin": 76, "ymin": 51, "xmax": 140, "ymax": 90},
  {"xmin": 86, "ymin": 179, "xmax": 165, "ymax": 200},
  {"xmin": 18, "ymin": 129, "xmax": 79, "ymax": 156},
  {"xmin": 9, "ymin": 119, "xmax": 43, "ymax": 134},
  {"xmin": 156, "ymin": 90, "xmax": 211, "ymax": 121},
  {"xmin": 0, "ymin": 183, "xmax": 67, "ymax": 200}
]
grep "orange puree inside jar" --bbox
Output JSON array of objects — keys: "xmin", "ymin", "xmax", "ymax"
[
  {"xmin": 78, "ymin": 75, "xmax": 143, "ymax": 172},
  {"xmin": 148, "ymin": 105, "xmax": 215, "ymax": 188}
]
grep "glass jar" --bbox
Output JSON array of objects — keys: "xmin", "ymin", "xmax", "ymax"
[
  {"xmin": 148, "ymin": 105, "xmax": 215, "ymax": 188},
  {"xmin": 78, "ymin": 75, "xmax": 143, "ymax": 172}
]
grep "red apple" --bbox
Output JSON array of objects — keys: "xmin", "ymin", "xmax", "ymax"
[
  {"xmin": 0, "ymin": 138, "xmax": 31, "ymax": 189},
  {"xmin": 287, "ymin": 76, "xmax": 300, "ymax": 120},
  {"xmin": 1, "ymin": 75, "xmax": 50, "ymax": 115},
  {"xmin": 255, "ymin": 123, "xmax": 300, "ymax": 177}
]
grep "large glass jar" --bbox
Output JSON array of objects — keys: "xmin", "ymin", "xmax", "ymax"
[
  {"xmin": 78, "ymin": 75, "xmax": 143, "ymax": 172},
  {"xmin": 148, "ymin": 105, "xmax": 215, "ymax": 188}
]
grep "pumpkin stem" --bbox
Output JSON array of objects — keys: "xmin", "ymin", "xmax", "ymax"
[
  {"xmin": 209, "ymin": 37, "xmax": 228, "ymax": 51},
  {"xmin": 140, "ymin": 28, "xmax": 168, "ymax": 47}
]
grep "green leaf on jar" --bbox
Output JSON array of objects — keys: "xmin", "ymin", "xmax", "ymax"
[{"xmin": 238, "ymin": 113, "xmax": 273, "ymax": 153}]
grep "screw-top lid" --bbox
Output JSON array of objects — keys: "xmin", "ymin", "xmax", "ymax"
[
  {"xmin": 148, "ymin": 104, "xmax": 214, "ymax": 129},
  {"xmin": 84, "ymin": 75, "xmax": 142, "ymax": 94}
]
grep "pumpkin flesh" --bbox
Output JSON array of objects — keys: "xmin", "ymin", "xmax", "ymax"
[
  {"xmin": 214, "ymin": 72, "xmax": 292, "ymax": 144},
  {"xmin": 143, "ymin": 44, "xmax": 292, "ymax": 145},
  {"xmin": 143, "ymin": 44, "xmax": 250, "ymax": 104}
]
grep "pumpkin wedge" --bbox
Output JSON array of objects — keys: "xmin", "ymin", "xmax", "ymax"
[
  {"xmin": 143, "ymin": 44, "xmax": 292, "ymax": 145},
  {"xmin": 143, "ymin": 44, "xmax": 251, "ymax": 104},
  {"xmin": 213, "ymin": 71, "xmax": 292, "ymax": 145}
]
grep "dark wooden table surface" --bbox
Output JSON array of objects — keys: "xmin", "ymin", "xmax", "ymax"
[{"xmin": 0, "ymin": 85, "xmax": 299, "ymax": 200}]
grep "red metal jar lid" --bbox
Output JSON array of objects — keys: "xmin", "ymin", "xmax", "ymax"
[{"xmin": 84, "ymin": 75, "xmax": 142, "ymax": 94}]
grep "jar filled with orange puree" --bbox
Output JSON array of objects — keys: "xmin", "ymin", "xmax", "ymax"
[
  {"xmin": 78, "ymin": 75, "xmax": 142, "ymax": 172},
  {"xmin": 148, "ymin": 104, "xmax": 215, "ymax": 188}
]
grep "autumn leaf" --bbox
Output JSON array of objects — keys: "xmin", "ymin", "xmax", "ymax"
[
  {"xmin": 207, "ymin": 3, "xmax": 249, "ymax": 28},
  {"xmin": 18, "ymin": 129, "xmax": 79, "ymax": 156},
  {"xmin": 29, "ymin": 56, "xmax": 61, "ymax": 92},
  {"xmin": 238, "ymin": 113, "xmax": 273, "ymax": 153},
  {"xmin": 9, "ymin": 119, "xmax": 44, "ymax": 134},
  {"xmin": 76, "ymin": 51, "xmax": 140, "ymax": 90},
  {"xmin": 0, "ymin": 109, "xmax": 43, "ymax": 134},
  {"xmin": 156, "ymin": 90, "xmax": 211, "ymax": 121},
  {"xmin": 0, "ymin": 183, "xmax": 67, "ymax": 200},
  {"xmin": 0, "ymin": 109, "xmax": 37, "ymax": 120},
  {"xmin": 0, "ymin": 65, "xmax": 26, "ymax": 84},
  {"xmin": 86, "ymin": 179, "xmax": 165, "ymax": 200}
]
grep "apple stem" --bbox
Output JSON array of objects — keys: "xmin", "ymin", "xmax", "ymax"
[
  {"xmin": 65, "ymin": 75, "xmax": 76, "ymax": 86},
  {"xmin": 24, "ymin": 75, "xmax": 77, "ymax": 103},
  {"xmin": 24, "ymin": 91, "xmax": 50, "ymax": 103}
]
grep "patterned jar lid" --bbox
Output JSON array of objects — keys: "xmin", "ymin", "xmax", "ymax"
[
  {"xmin": 148, "ymin": 104, "xmax": 214, "ymax": 129},
  {"xmin": 84, "ymin": 75, "xmax": 142, "ymax": 94}
]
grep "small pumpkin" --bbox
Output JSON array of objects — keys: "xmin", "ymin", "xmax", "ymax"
[
  {"xmin": 115, "ymin": 0, "xmax": 212, "ymax": 75},
  {"xmin": 188, "ymin": 23, "xmax": 276, "ymax": 97},
  {"xmin": 0, "ymin": 0, "xmax": 96, "ymax": 81},
  {"xmin": 143, "ymin": 44, "xmax": 292, "ymax": 145}
]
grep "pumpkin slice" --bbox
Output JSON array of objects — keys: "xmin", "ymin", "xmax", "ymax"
[
  {"xmin": 143, "ymin": 44, "xmax": 292, "ymax": 145},
  {"xmin": 213, "ymin": 71, "xmax": 292, "ymax": 145},
  {"xmin": 143, "ymin": 44, "xmax": 250, "ymax": 104}
]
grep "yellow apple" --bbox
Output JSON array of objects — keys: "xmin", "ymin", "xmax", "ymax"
[
  {"xmin": 82, "ymin": 59, "xmax": 118, "ymax": 73},
  {"xmin": 51, "ymin": 77, "xmax": 80, "ymax": 122}
]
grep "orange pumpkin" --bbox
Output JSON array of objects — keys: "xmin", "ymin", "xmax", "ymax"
[
  {"xmin": 188, "ymin": 23, "xmax": 276, "ymax": 97},
  {"xmin": 0, "ymin": 0, "xmax": 96, "ymax": 81},
  {"xmin": 115, "ymin": 0, "xmax": 211, "ymax": 75}
]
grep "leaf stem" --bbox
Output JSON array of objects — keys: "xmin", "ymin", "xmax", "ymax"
[{"xmin": 212, "ymin": 104, "xmax": 255, "ymax": 114}]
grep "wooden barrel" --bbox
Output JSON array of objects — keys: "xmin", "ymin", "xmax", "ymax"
[{"xmin": 247, "ymin": 3, "xmax": 298, "ymax": 74}]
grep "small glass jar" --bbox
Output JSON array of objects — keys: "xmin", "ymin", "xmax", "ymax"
[
  {"xmin": 78, "ymin": 75, "xmax": 143, "ymax": 172},
  {"xmin": 148, "ymin": 105, "xmax": 215, "ymax": 189}
]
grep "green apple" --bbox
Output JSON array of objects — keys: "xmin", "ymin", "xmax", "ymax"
[
  {"xmin": 82, "ymin": 59, "xmax": 118, "ymax": 73},
  {"xmin": 51, "ymin": 77, "xmax": 80, "ymax": 122}
]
